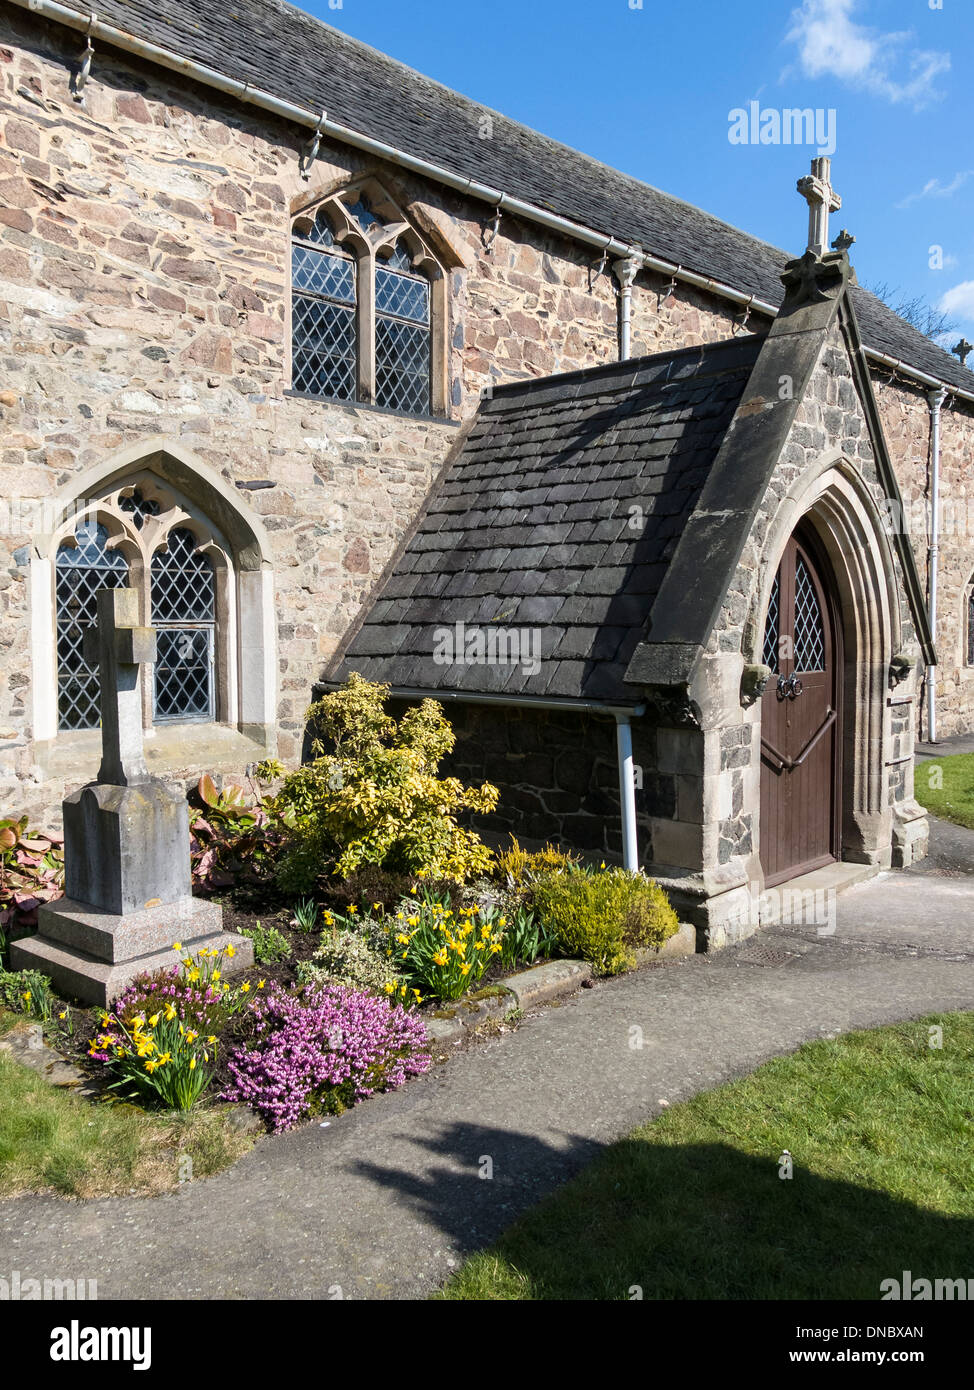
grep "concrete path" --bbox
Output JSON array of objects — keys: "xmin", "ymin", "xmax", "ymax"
[
  {"xmin": 915, "ymin": 732, "xmax": 974, "ymax": 760},
  {"xmin": 2, "ymin": 821, "xmax": 973, "ymax": 1301}
]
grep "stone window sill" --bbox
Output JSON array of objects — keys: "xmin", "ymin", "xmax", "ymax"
[
  {"xmin": 31, "ymin": 723, "xmax": 273, "ymax": 787},
  {"xmin": 283, "ymin": 389, "xmax": 459, "ymax": 427}
]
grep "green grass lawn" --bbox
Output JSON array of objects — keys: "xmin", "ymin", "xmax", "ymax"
[
  {"xmin": 915, "ymin": 752, "xmax": 974, "ymax": 830},
  {"xmin": 437, "ymin": 1014, "xmax": 974, "ymax": 1300},
  {"xmin": 0, "ymin": 1037, "xmax": 254, "ymax": 1199}
]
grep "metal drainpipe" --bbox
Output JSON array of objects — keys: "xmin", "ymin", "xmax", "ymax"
[
  {"xmin": 615, "ymin": 714, "xmax": 640, "ymax": 871},
  {"xmin": 926, "ymin": 386, "xmax": 947, "ymax": 743},
  {"xmin": 613, "ymin": 255, "xmax": 640, "ymax": 361}
]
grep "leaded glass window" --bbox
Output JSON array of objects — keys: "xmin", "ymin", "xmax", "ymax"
[
  {"xmin": 794, "ymin": 555, "xmax": 826, "ymax": 672},
  {"xmin": 290, "ymin": 187, "xmax": 440, "ymax": 417},
  {"xmin": 375, "ymin": 242, "xmax": 431, "ymax": 415},
  {"xmin": 150, "ymin": 529, "xmax": 216, "ymax": 723},
  {"xmin": 291, "ymin": 209, "xmax": 357, "ymax": 401},
  {"xmin": 56, "ymin": 521, "xmax": 129, "ymax": 730},
  {"xmin": 762, "ymin": 574, "xmax": 780, "ymax": 674}
]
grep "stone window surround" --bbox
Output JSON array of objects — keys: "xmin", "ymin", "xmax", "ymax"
[
  {"xmin": 30, "ymin": 441, "xmax": 277, "ymax": 778},
  {"xmin": 289, "ymin": 175, "xmax": 455, "ymax": 419}
]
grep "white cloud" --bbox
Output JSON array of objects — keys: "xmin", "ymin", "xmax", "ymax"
[
  {"xmin": 785, "ymin": 0, "xmax": 950, "ymax": 107},
  {"xmin": 938, "ymin": 281, "xmax": 974, "ymax": 322},
  {"xmin": 896, "ymin": 171, "xmax": 974, "ymax": 210}
]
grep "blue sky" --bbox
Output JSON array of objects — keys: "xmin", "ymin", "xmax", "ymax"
[{"xmin": 305, "ymin": 0, "xmax": 974, "ymax": 344}]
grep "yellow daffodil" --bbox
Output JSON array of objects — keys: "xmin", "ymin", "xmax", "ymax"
[
  {"xmin": 149, "ymin": 1013, "xmax": 160, "ymax": 1027},
  {"xmin": 212, "ymin": 971, "xmax": 221, "ymax": 983},
  {"xmin": 383, "ymin": 982, "xmax": 395, "ymax": 995},
  {"xmin": 164, "ymin": 1004, "xmax": 176, "ymax": 1021},
  {"xmin": 226, "ymin": 944, "xmax": 236, "ymax": 958},
  {"xmin": 348, "ymin": 904, "xmax": 358, "ymax": 915},
  {"xmin": 58, "ymin": 1011, "xmax": 66, "ymax": 1020},
  {"xmin": 433, "ymin": 950, "xmax": 448, "ymax": 966},
  {"xmin": 207, "ymin": 1035, "xmax": 217, "ymax": 1045},
  {"xmin": 189, "ymin": 1057, "xmax": 197, "ymax": 1070},
  {"xmin": 172, "ymin": 941, "xmax": 182, "ymax": 951},
  {"xmin": 257, "ymin": 979, "xmax": 266, "ymax": 989},
  {"xmin": 241, "ymin": 982, "xmax": 251, "ymax": 993}
]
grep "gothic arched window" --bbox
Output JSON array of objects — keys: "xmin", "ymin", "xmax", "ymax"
[
  {"xmin": 291, "ymin": 183, "xmax": 442, "ymax": 417},
  {"xmin": 967, "ymin": 576, "xmax": 974, "ymax": 667},
  {"xmin": 54, "ymin": 483, "xmax": 227, "ymax": 733}
]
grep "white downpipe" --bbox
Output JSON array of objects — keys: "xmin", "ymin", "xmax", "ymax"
[
  {"xmin": 926, "ymin": 387, "xmax": 946, "ymax": 743},
  {"xmin": 615, "ymin": 715, "xmax": 639, "ymax": 871},
  {"xmin": 613, "ymin": 255, "xmax": 639, "ymax": 361}
]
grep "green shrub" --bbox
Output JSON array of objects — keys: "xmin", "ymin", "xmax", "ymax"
[
  {"xmin": 297, "ymin": 927, "xmax": 404, "ymax": 999},
  {"xmin": 531, "ymin": 869, "xmax": 679, "ymax": 975},
  {"xmin": 0, "ymin": 968, "xmax": 56, "ymax": 1021},
  {"xmin": 495, "ymin": 836, "xmax": 579, "ymax": 885},
  {"xmin": 274, "ymin": 675, "xmax": 499, "ymax": 891},
  {"xmin": 240, "ymin": 921, "xmax": 292, "ymax": 965}
]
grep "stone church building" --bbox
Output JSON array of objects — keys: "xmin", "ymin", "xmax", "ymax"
[{"xmin": 2, "ymin": 0, "xmax": 973, "ymax": 944}]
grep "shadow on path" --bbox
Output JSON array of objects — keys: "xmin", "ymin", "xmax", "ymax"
[{"xmin": 356, "ymin": 1124, "xmax": 974, "ymax": 1299}]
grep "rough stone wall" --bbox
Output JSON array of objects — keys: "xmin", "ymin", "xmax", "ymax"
[
  {"xmin": 0, "ymin": 12, "xmax": 752, "ymax": 826},
  {"xmin": 434, "ymin": 702, "xmax": 675, "ymax": 867},
  {"xmin": 707, "ymin": 322, "xmax": 922, "ymax": 876},
  {"xmin": 874, "ymin": 376, "xmax": 974, "ymax": 738},
  {"xmin": 715, "ymin": 323, "xmax": 917, "ymax": 663}
]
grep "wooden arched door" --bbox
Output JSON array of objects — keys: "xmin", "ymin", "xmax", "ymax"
[{"xmin": 759, "ymin": 531, "xmax": 843, "ymax": 887}]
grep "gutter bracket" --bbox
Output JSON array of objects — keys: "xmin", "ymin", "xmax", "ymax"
[
  {"xmin": 300, "ymin": 110, "xmax": 328, "ymax": 181},
  {"xmin": 658, "ymin": 265, "xmax": 681, "ymax": 309},
  {"xmin": 483, "ymin": 204, "xmax": 502, "ymax": 255},
  {"xmin": 70, "ymin": 11, "xmax": 96, "ymax": 104},
  {"xmin": 735, "ymin": 294, "xmax": 755, "ymax": 337}
]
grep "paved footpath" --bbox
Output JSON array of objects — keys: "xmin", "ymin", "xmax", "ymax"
[{"xmin": 2, "ymin": 823, "xmax": 973, "ymax": 1300}]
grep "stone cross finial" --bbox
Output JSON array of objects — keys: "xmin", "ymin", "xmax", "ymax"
[
  {"xmin": 82, "ymin": 588, "xmax": 157, "ymax": 786},
  {"xmin": 797, "ymin": 157, "xmax": 842, "ymax": 259}
]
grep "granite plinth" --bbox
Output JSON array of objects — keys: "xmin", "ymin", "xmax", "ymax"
[
  {"xmin": 63, "ymin": 779, "xmax": 191, "ymax": 916},
  {"xmin": 11, "ymin": 914, "xmax": 254, "ymax": 1008},
  {"xmin": 35, "ymin": 895, "xmax": 223, "ymax": 964}
]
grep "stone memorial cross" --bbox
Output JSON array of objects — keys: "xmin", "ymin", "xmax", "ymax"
[
  {"xmin": 82, "ymin": 587, "xmax": 156, "ymax": 786},
  {"xmin": 797, "ymin": 156, "xmax": 842, "ymax": 259}
]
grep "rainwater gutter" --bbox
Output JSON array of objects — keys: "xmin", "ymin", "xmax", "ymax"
[{"xmin": 12, "ymin": 0, "xmax": 973, "ymax": 405}]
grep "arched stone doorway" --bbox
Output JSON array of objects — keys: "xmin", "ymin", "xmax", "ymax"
[{"xmin": 752, "ymin": 452, "xmax": 912, "ymax": 878}]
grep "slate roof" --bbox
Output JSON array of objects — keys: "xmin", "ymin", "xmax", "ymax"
[
  {"xmin": 42, "ymin": 0, "xmax": 974, "ymax": 398},
  {"xmin": 332, "ymin": 336, "xmax": 763, "ymax": 702}
]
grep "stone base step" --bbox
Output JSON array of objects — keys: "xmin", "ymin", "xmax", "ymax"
[
  {"xmin": 11, "ymin": 929, "xmax": 254, "ymax": 1008},
  {"xmin": 758, "ymin": 861, "xmax": 879, "ymax": 928}
]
